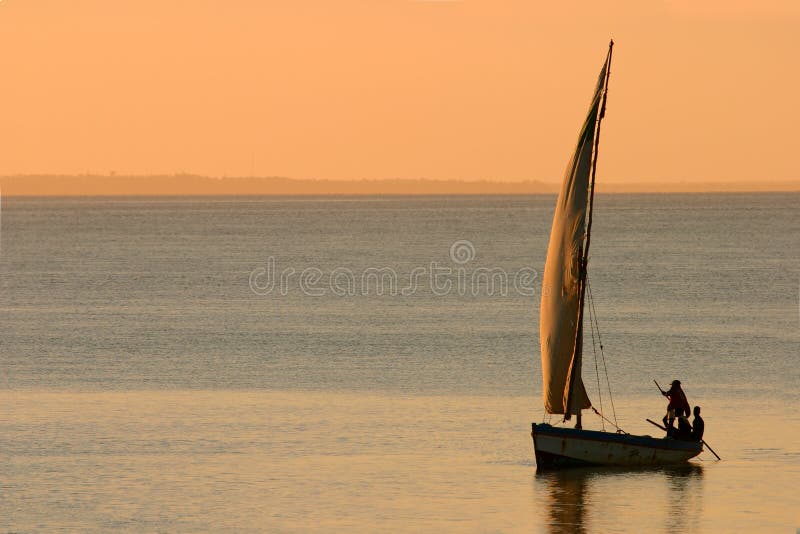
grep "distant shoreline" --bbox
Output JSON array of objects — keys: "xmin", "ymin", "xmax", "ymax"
[{"xmin": 1, "ymin": 175, "xmax": 798, "ymax": 196}]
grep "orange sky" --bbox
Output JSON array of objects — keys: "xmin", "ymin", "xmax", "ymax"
[{"xmin": 0, "ymin": 1, "xmax": 798, "ymax": 186}]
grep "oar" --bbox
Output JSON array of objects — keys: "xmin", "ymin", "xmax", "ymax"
[
  {"xmin": 654, "ymin": 379, "xmax": 665, "ymax": 395},
  {"xmin": 646, "ymin": 418, "xmax": 721, "ymax": 461},
  {"xmin": 646, "ymin": 418, "xmax": 667, "ymax": 431},
  {"xmin": 700, "ymin": 438, "xmax": 721, "ymax": 461}
]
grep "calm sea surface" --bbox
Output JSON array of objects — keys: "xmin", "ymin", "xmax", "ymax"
[{"xmin": 1, "ymin": 194, "xmax": 798, "ymax": 532}]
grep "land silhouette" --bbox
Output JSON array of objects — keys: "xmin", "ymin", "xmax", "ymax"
[{"xmin": 1, "ymin": 174, "xmax": 797, "ymax": 196}]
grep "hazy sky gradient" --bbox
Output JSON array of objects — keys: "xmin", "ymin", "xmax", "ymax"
[{"xmin": 1, "ymin": 1, "xmax": 797, "ymax": 184}]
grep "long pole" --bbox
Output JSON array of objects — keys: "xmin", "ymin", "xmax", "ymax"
[
  {"xmin": 654, "ymin": 379, "xmax": 665, "ymax": 394},
  {"xmin": 701, "ymin": 438, "xmax": 721, "ymax": 460},
  {"xmin": 646, "ymin": 418, "xmax": 667, "ymax": 431}
]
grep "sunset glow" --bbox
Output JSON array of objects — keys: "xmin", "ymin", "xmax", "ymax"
[{"xmin": 1, "ymin": 1, "xmax": 797, "ymax": 191}]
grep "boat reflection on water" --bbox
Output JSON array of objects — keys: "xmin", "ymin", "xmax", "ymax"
[
  {"xmin": 534, "ymin": 464, "xmax": 704, "ymax": 533},
  {"xmin": 662, "ymin": 464, "xmax": 706, "ymax": 533}
]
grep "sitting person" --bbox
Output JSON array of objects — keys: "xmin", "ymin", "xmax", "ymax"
[
  {"xmin": 691, "ymin": 406, "xmax": 704, "ymax": 442},
  {"xmin": 675, "ymin": 415, "xmax": 693, "ymax": 440}
]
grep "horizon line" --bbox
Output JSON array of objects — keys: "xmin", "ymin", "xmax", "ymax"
[{"xmin": 1, "ymin": 174, "xmax": 798, "ymax": 196}]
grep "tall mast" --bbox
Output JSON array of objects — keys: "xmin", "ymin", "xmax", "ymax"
[
  {"xmin": 564, "ymin": 40, "xmax": 613, "ymax": 425},
  {"xmin": 583, "ymin": 39, "xmax": 613, "ymax": 270}
]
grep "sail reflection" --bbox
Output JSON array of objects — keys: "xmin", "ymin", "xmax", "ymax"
[
  {"xmin": 535, "ymin": 464, "xmax": 704, "ymax": 533},
  {"xmin": 537, "ymin": 468, "xmax": 591, "ymax": 534}
]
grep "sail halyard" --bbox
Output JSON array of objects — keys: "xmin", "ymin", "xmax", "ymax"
[
  {"xmin": 540, "ymin": 41, "xmax": 613, "ymax": 418},
  {"xmin": 564, "ymin": 40, "xmax": 614, "ymax": 420}
]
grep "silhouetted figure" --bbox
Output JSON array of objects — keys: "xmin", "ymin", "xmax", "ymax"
[
  {"xmin": 676, "ymin": 415, "xmax": 693, "ymax": 440},
  {"xmin": 662, "ymin": 380, "xmax": 691, "ymax": 433},
  {"xmin": 691, "ymin": 406, "xmax": 704, "ymax": 442}
]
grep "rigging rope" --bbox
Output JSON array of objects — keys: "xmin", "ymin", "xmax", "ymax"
[
  {"xmin": 588, "ymin": 297, "xmax": 605, "ymax": 431},
  {"xmin": 591, "ymin": 407, "xmax": 628, "ymax": 434},
  {"xmin": 587, "ymin": 279, "xmax": 620, "ymax": 429}
]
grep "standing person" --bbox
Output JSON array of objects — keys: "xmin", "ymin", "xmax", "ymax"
[
  {"xmin": 691, "ymin": 406, "xmax": 705, "ymax": 442},
  {"xmin": 661, "ymin": 380, "xmax": 690, "ymax": 433}
]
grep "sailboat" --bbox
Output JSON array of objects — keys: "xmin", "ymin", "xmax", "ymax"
[{"xmin": 531, "ymin": 41, "xmax": 703, "ymax": 469}]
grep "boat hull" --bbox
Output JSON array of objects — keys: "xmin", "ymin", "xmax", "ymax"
[{"xmin": 532, "ymin": 423, "xmax": 702, "ymax": 470}]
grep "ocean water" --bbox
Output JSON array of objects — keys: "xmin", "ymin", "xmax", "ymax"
[{"xmin": 1, "ymin": 194, "xmax": 798, "ymax": 532}]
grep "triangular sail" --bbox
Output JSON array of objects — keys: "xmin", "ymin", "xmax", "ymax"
[{"xmin": 540, "ymin": 48, "xmax": 610, "ymax": 415}]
